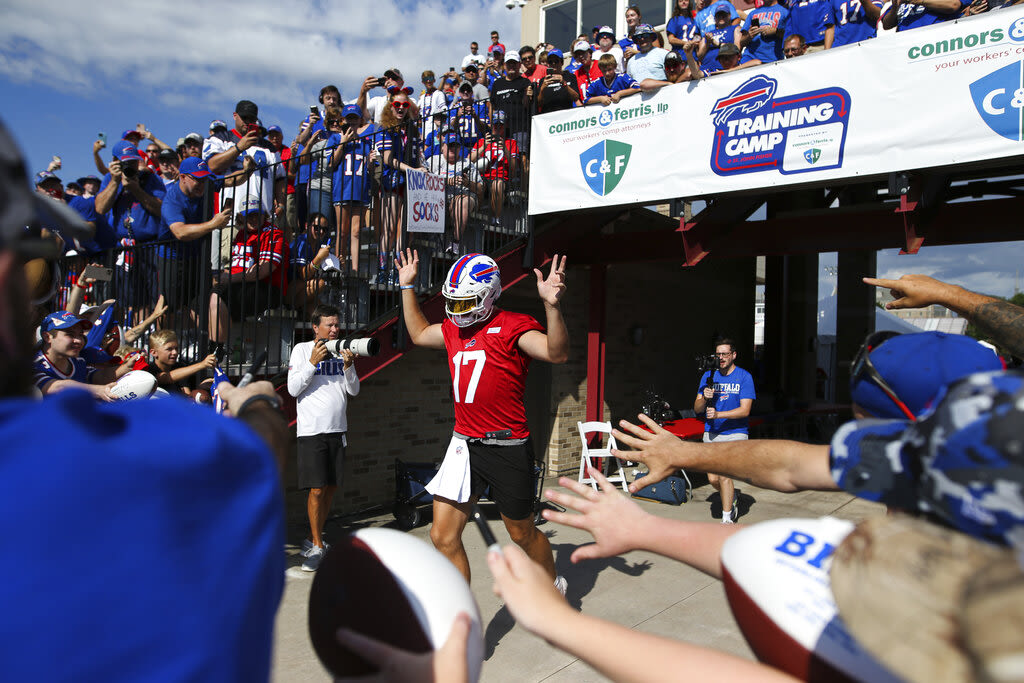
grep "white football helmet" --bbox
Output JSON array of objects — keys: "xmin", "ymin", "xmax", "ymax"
[{"xmin": 443, "ymin": 253, "xmax": 501, "ymax": 327}]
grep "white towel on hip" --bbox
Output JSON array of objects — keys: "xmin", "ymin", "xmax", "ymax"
[{"xmin": 425, "ymin": 435, "xmax": 473, "ymax": 503}]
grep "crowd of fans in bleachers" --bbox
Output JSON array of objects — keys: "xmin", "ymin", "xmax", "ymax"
[{"xmin": 28, "ymin": 0, "xmax": 1019, "ymax": 376}]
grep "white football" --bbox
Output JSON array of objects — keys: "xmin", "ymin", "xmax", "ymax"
[
  {"xmin": 111, "ymin": 370, "xmax": 157, "ymax": 401},
  {"xmin": 720, "ymin": 517, "xmax": 900, "ymax": 683},
  {"xmin": 308, "ymin": 527, "xmax": 484, "ymax": 681}
]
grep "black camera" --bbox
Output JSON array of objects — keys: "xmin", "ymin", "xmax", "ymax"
[
  {"xmin": 640, "ymin": 388, "xmax": 674, "ymax": 425},
  {"xmin": 696, "ymin": 353, "xmax": 717, "ymax": 374},
  {"xmin": 121, "ymin": 163, "xmax": 138, "ymax": 180}
]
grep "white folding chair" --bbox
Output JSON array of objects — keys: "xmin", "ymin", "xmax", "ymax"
[{"xmin": 577, "ymin": 421, "xmax": 629, "ymax": 492}]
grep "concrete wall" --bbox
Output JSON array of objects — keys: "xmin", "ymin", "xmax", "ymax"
[{"xmin": 283, "ymin": 254, "xmax": 757, "ymax": 525}]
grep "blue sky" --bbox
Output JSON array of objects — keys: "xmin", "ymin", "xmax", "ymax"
[
  {"xmin": 3, "ymin": 0, "xmax": 1021, "ymax": 298},
  {"xmin": 1, "ymin": 0, "xmax": 523, "ymax": 184}
]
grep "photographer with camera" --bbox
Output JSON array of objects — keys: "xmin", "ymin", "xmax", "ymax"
[
  {"xmin": 287, "ymin": 303, "xmax": 360, "ymax": 572},
  {"xmin": 694, "ymin": 337, "xmax": 755, "ymax": 523}
]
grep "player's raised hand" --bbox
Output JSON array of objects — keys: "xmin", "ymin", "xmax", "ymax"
[
  {"xmin": 534, "ymin": 254, "xmax": 566, "ymax": 306},
  {"xmin": 395, "ymin": 248, "xmax": 419, "ymax": 287}
]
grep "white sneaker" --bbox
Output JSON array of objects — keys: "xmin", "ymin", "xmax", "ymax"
[
  {"xmin": 721, "ymin": 517, "xmax": 735, "ymax": 524},
  {"xmin": 302, "ymin": 545, "xmax": 326, "ymax": 571},
  {"xmin": 554, "ymin": 575, "xmax": 568, "ymax": 597}
]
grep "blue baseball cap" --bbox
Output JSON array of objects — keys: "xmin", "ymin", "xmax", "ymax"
[
  {"xmin": 111, "ymin": 140, "xmax": 143, "ymax": 162},
  {"xmin": 267, "ymin": 124, "xmax": 282, "ymax": 134},
  {"xmin": 850, "ymin": 332, "xmax": 1003, "ymax": 420},
  {"xmin": 209, "ymin": 119, "xmax": 228, "ymax": 131},
  {"xmin": 341, "ymin": 104, "xmax": 362, "ymax": 119},
  {"xmin": 547, "ymin": 48, "xmax": 564, "ymax": 60},
  {"xmin": 42, "ymin": 311, "xmax": 92, "ymax": 332},
  {"xmin": 34, "ymin": 171, "xmax": 61, "ymax": 186},
  {"xmin": 634, "ymin": 23, "xmax": 656, "ymax": 37},
  {"xmin": 121, "ymin": 129, "xmax": 142, "ymax": 140},
  {"xmin": 831, "ymin": 370, "xmax": 1024, "ymax": 547},
  {"xmin": 491, "ymin": 110, "xmax": 507, "ymax": 124},
  {"xmin": 442, "ymin": 132, "xmax": 460, "ymax": 145},
  {"xmin": 179, "ymin": 157, "xmax": 212, "ymax": 179}
]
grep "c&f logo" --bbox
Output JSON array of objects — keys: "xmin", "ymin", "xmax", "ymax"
[
  {"xmin": 970, "ymin": 60, "xmax": 1024, "ymax": 142},
  {"xmin": 579, "ymin": 140, "xmax": 632, "ymax": 196},
  {"xmin": 804, "ymin": 148, "xmax": 821, "ymax": 164}
]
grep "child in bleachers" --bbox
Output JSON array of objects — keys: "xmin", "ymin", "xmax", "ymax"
[
  {"xmin": 585, "ymin": 54, "xmax": 641, "ymax": 105},
  {"xmin": 147, "ymin": 330, "xmax": 217, "ymax": 395}
]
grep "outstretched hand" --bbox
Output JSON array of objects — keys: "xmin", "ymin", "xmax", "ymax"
[
  {"xmin": 535, "ymin": 254, "xmax": 567, "ymax": 307},
  {"xmin": 394, "ymin": 249, "xmax": 419, "ymax": 287},
  {"xmin": 333, "ymin": 612, "xmax": 473, "ymax": 683},
  {"xmin": 612, "ymin": 414, "xmax": 686, "ymax": 493},
  {"xmin": 862, "ymin": 274, "xmax": 951, "ymax": 311},
  {"xmin": 488, "ymin": 544, "xmax": 573, "ymax": 636},
  {"xmin": 542, "ymin": 469, "xmax": 650, "ymax": 563}
]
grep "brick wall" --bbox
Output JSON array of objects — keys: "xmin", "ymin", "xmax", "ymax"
[{"xmin": 283, "ymin": 254, "xmax": 757, "ymax": 524}]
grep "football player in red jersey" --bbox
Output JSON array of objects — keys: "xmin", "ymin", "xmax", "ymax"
[{"xmin": 396, "ymin": 249, "xmax": 569, "ymax": 592}]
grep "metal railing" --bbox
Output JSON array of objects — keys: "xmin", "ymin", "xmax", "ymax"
[{"xmin": 54, "ymin": 98, "xmax": 535, "ymax": 375}]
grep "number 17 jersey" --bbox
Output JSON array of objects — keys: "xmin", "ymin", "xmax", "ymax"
[{"xmin": 442, "ymin": 309, "xmax": 544, "ymax": 439}]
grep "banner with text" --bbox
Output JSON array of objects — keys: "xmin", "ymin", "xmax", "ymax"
[
  {"xmin": 528, "ymin": 10, "xmax": 1024, "ymax": 215},
  {"xmin": 406, "ymin": 168, "xmax": 446, "ymax": 233}
]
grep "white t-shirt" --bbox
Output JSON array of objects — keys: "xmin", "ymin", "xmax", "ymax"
[
  {"xmin": 365, "ymin": 94, "xmax": 389, "ymax": 124},
  {"xmin": 287, "ymin": 340, "xmax": 361, "ymax": 437},
  {"xmin": 595, "ymin": 44, "xmax": 625, "ymax": 74},
  {"xmin": 202, "ymin": 135, "xmax": 284, "ymax": 216},
  {"xmin": 417, "ymin": 89, "xmax": 449, "ymax": 135},
  {"xmin": 425, "ymin": 154, "xmax": 482, "ymax": 196},
  {"xmin": 462, "ymin": 53, "xmax": 487, "ymax": 69}
]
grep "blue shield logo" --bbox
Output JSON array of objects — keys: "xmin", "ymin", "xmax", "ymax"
[
  {"xmin": 970, "ymin": 60, "xmax": 1024, "ymax": 142},
  {"xmin": 579, "ymin": 140, "xmax": 632, "ymax": 196}
]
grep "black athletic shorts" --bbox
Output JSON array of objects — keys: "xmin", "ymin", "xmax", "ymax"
[
  {"xmin": 297, "ymin": 432, "xmax": 346, "ymax": 489},
  {"xmin": 468, "ymin": 440, "xmax": 536, "ymax": 521}
]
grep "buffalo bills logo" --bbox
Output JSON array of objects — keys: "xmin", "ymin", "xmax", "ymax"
[
  {"xmin": 710, "ymin": 75, "xmax": 777, "ymax": 127},
  {"xmin": 469, "ymin": 263, "xmax": 498, "ymax": 283},
  {"xmin": 710, "ymin": 75, "xmax": 850, "ymax": 177},
  {"xmin": 467, "ymin": 338, "xmax": 477, "ymax": 348}
]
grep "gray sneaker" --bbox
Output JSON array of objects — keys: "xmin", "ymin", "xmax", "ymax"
[
  {"xmin": 300, "ymin": 539, "xmax": 329, "ymax": 557},
  {"xmin": 301, "ymin": 545, "xmax": 326, "ymax": 572}
]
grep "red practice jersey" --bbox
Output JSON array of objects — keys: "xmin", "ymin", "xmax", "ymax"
[
  {"xmin": 471, "ymin": 138, "xmax": 519, "ymax": 181},
  {"xmin": 229, "ymin": 225, "xmax": 289, "ymax": 291},
  {"xmin": 441, "ymin": 309, "xmax": 544, "ymax": 439}
]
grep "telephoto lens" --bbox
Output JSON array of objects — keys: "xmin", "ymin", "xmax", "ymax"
[{"xmin": 324, "ymin": 338, "xmax": 380, "ymax": 357}]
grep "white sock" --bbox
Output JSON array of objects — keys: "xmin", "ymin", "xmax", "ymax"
[{"xmin": 723, "ymin": 511, "xmax": 731, "ymax": 520}]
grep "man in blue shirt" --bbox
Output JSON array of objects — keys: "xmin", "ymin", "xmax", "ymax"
[
  {"xmin": 95, "ymin": 140, "xmax": 166, "ymax": 244},
  {"xmin": 742, "ymin": 0, "xmax": 789, "ymax": 64},
  {"xmin": 695, "ymin": 0, "xmax": 740, "ymax": 34},
  {"xmin": 694, "ymin": 337, "xmax": 755, "ymax": 523},
  {"xmin": 158, "ymin": 157, "xmax": 231, "ymax": 313},
  {"xmin": 786, "ymin": 0, "xmax": 834, "ymax": 51},
  {"xmin": 880, "ymin": 0, "xmax": 968, "ymax": 31},
  {"xmin": 825, "ymin": 0, "xmax": 882, "ymax": 47}
]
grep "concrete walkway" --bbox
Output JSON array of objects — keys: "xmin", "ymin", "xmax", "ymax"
[{"xmin": 271, "ymin": 479, "xmax": 884, "ymax": 682}]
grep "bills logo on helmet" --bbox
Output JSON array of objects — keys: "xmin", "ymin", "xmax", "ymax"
[
  {"xmin": 970, "ymin": 60, "xmax": 1024, "ymax": 142},
  {"xmin": 469, "ymin": 263, "xmax": 497, "ymax": 283},
  {"xmin": 709, "ymin": 76, "xmax": 850, "ymax": 177}
]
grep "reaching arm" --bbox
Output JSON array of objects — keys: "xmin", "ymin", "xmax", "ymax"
[
  {"xmin": 92, "ymin": 140, "xmax": 109, "ymax": 175},
  {"xmin": 207, "ymin": 130, "xmax": 258, "ymax": 175},
  {"xmin": 164, "ymin": 354, "xmax": 217, "ymax": 384},
  {"xmin": 167, "ymin": 208, "xmax": 231, "ymax": 241},
  {"xmin": 612, "ymin": 414, "xmax": 838, "ymax": 493},
  {"xmin": 125, "ymin": 295, "xmax": 168, "ymax": 343},
  {"xmin": 489, "ymin": 542, "xmax": 798, "ymax": 683},
  {"xmin": 865, "ymin": 274, "xmax": 1024, "ymax": 358},
  {"xmin": 395, "ymin": 249, "xmax": 445, "ymax": 349}
]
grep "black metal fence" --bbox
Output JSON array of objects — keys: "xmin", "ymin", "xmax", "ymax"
[{"xmin": 54, "ymin": 97, "xmax": 535, "ymax": 375}]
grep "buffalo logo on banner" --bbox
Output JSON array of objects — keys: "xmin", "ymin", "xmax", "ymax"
[
  {"xmin": 970, "ymin": 60, "xmax": 1024, "ymax": 142},
  {"xmin": 709, "ymin": 75, "xmax": 851, "ymax": 177},
  {"xmin": 579, "ymin": 140, "xmax": 632, "ymax": 196}
]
